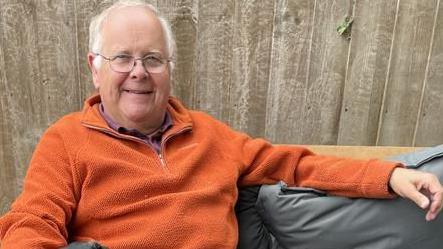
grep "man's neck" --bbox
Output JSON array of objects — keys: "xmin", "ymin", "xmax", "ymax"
[{"xmin": 99, "ymin": 103, "xmax": 167, "ymax": 135}]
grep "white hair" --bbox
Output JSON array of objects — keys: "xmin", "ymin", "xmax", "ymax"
[{"xmin": 89, "ymin": 0, "xmax": 176, "ymax": 72}]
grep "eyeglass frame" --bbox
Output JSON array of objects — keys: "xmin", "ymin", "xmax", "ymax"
[{"xmin": 94, "ymin": 52, "xmax": 172, "ymax": 74}]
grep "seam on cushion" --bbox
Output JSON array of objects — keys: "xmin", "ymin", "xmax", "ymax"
[{"xmin": 255, "ymin": 185, "xmax": 284, "ymax": 243}]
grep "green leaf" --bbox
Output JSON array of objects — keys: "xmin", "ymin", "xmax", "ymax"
[{"xmin": 337, "ymin": 17, "xmax": 354, "ymax": 36}]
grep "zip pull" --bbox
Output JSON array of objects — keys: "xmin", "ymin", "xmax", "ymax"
[
  {"xmin": 158, "ymin": 153, "xmax": 169, "ymax": 173},
  {"xmin": 158, "ymin": 153, "xmax": 166, "ymax": 167}
]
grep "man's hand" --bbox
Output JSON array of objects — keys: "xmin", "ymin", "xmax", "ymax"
[{"xmin": 389, "ymin": 167, "xmax": 443, "ymax": 221}]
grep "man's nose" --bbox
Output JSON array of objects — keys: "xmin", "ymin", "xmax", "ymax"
[{"xmin": 130, "ymin": 60, "xmax": 148, "ymax": 78}]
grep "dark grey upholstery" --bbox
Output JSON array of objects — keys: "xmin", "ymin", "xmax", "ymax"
[
  {"xmin": 236, "ymin": 145, "xmax": 443, "ymax": 249},
  {"xmin": 64, "ymin": 241, "xmax": 108, "ymax": 249},
  {"xmin": 236, "ymin": 186, "xmax": 280, "ymax": 249}
]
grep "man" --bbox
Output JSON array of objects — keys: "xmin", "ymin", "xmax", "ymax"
[{"xmin": 0, "ymin": 1, "xmax": 442, "ymax": 248}]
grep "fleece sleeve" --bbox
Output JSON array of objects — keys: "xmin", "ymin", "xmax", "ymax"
[
  {"xmin": 236, "ymin": 137, "xmax": 401, "ymax": 198},
  {"xmin": 0, "ymin": 127, "xmax": 78, "ymax": 248}
]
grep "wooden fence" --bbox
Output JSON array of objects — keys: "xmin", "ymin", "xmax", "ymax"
[{"xmin": 0, "ymin": 0, "xmax": 442, "ymax": 214}]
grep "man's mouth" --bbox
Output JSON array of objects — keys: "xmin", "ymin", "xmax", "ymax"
[{"xmin": 123, "ymin": 90, "xmax": 153, "ymax": 94}]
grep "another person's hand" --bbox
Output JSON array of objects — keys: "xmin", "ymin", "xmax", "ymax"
[{"xmin": 389, "ymin": 167, "xmax": 443, "ymax": 221}]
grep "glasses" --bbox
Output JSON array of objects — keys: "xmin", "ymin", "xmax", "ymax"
[{"xmin": 95, "ymin": 53, "xmax": 171, "ymax": 74}]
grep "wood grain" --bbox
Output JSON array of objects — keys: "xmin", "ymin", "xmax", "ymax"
[
  {"xmin": 0, "ymin": 0, "xmax": 80, "ymax": 214},
  {"xmin": 298, "ymin": 0, "xmax": 351, "ymax": 145},
  {"xmin": 377, "ymin": 0, "xmax": 438, "ymax": 146},
  {"xmin": 0, "ymin": 4, "xmax": 18, "ymax": 215},
  {"xmin": 225, "ymin": 0, "xmax": 275, "ymax": 137},
  {"xmin": 74, "ymin": 0, "xmax": 117, "ymax": 102},
  {"xmin": 337, "ymin": 0, "xmax": 398, "ymax": 145},
  {"xmin": 265, "ymin": 0, "xmax": 315, "ymax": 143},
  {"xmin": 193, "ymin": 0, "xmax": 234, "ymax": 121},
  {"xmin": 414, "ymin": 0, "xmax": 443, "ymax": 146},
  {"xmin": 157, "ymin": 0, "xmax": 198, "ymax": 109}
]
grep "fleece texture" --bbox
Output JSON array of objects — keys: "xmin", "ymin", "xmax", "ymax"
[{"xmin": 0, "ymin": 95, "xmax": 400, "ymax": 249}]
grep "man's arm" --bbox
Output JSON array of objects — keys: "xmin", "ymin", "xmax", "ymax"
[
  {"xmin": 238, "ymin": 141, "xmax": 399, "ymax": 198},
  {"xmin": 234, "ymin": 135, "xmax": 443, "ymax": 220},
  {"xmin": 305, "ymin": 144, "xmax": 443, "ymax": 220},
  {"xmin": 0, "ymin": 127, "xmax": 77, "ymax": 248}
]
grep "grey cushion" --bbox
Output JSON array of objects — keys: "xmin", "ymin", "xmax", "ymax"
[
  {"xmin": 236, "ymin": 145, "xmax": 443, "ymax": 249},
  {"xmin": 235, "ymin": 186, "xmax": 278, "ymax": 249},
  {"xmin": 63, "ymin": 241, "xmax": 108, "ymax": 249}
]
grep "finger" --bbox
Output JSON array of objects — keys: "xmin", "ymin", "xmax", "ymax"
[
  {"xmin": 426, "ymin": 203, "xmax": 443, "ymax": 221},
  {"xmin": 406, "ymin": 185, "xmax": 430, "ymax": 209},
  {"xmin": 424, "ymin": 178, "xmax": 443, "ymax": 221},
  {"xmin": 426, "ymin": 211, "xmax": 436, "ymax": 221},
  {"xmin": 426, "ymin": 195, "xmax": 440, "ymax": 221},
  {"xmin": 426, "ymin": 206, "xmax": 441, "ymax": 221},
  {"xmin": 429, "ymin": 189, "xmax": 443, "ymax": 213}
]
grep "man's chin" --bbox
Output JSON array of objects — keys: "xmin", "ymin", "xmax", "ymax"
[{"xmin": 121, "ymin": 108, "xmax": 164, "ymax": 128}]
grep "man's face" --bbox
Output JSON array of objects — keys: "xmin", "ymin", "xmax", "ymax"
[{"xmin": 89, "ymin": 7, "xmax": 171, "ymax": 132}]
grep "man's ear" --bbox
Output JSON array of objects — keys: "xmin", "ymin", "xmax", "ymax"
[{"xmin": 87, "ymin": 52, "xmax": 100, "ymax": 90}]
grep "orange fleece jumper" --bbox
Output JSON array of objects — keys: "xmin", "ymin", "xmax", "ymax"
[{"xmin": 0, "ymin": 95, "xmax": 400, "ymax": 248}]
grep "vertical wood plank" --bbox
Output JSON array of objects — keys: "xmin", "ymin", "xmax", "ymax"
[
  {"xmin": 73, "ymin": 0, "xmax": 97, "ymax": 104},
  {"xmin": 74, "ymin": 0, "xmax": 120, "ymax": 103},
  {"xmin": 265, "ymin": 0, "xmax": 315, "ymax": 143},
  {"xmin": 377, "ymin": 0, "xmax": 438, "ymax": 146},
  {"xmin": 337, "ymin": 0, "xmax": 398, "ymax": 145},
  {"xmin": 194, "ymin": 0, "xmax": 234, "ymax": 121},
  {"xmin": 226, "ymin": 0, "xmax": 275, "ymax": 137},
  {"xmin": 0, "ymin": 0, "xmax": 79, "ymax": 213},
  {"xmin": 156, "ymin": 0, "xmax": 198, "ymax": 109},
  {"xmin": 298, "ymin": 0, "xmax": 351, "ymax": 144},
  {"xmin": 415, "ymin": 0, "xmax": 443, "ymax": 146},
  {"xmin": 0, "ymin": 2, "xmax": 18, "ymax": 215}
]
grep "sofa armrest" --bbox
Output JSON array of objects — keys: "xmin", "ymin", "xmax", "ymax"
[{"xmin": 305, "ymin": 145, "xmax": 424, "ymax": 159}]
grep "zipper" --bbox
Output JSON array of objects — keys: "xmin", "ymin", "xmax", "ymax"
[
  {"xmin": 157, "ymin": 125, "xmax": 192, "ymax": 170},
  {"xmin": 83, "ymin": 122, "xmax": 192, "ymax": 172}
]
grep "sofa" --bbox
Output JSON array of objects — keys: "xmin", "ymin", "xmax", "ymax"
[{"xmin": 236, "ymin": 145, "xmax": 443, "ymax": 249}]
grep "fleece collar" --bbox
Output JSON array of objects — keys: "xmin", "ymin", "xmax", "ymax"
[{"xmin": 80, "ymin": 94, "xmax": 194, "ymax": 133}]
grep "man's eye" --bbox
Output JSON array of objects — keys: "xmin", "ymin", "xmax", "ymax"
[
  {"xmin": 144, "ymin": 56, "xmax": 163, "ymax": 66},
  {"xmin": 113, "ymin": 55, "xmax": 132, "ymax": 63}
]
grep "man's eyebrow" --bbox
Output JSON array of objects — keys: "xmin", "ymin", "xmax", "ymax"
[
  {"xmin": 112, "ymin": 51, "xmax": 131, "ymax": 56},
  {"xmin": 106, "ymin": 49, "xmax": 166, "ymax": 58},
  {"xmin": 145, "ymin": 51, "xmax": 164, "ymax": 57},
  {"xmin": 107, "ymin": 47, "xmax": 130, "ymax": 55},
  {"xmin": 144, "ymin": 49, "xmax": 163, "ymax": 55}
]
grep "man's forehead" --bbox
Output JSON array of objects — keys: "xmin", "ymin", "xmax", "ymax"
[
  {"xmin": 99, "ymin": 6, "xmax": 166, "ymax": 54},
  {"xmin": 100, "ymin": 6, "xmax": 163, "ymax": 37},
  {"xmin": 102, "ymin": 6, "xmax": 158, "ymax": 28}
]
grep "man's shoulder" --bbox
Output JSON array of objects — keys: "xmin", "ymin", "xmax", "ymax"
[
  {"xmin": 188, "ymin": 110, "xmax": 227, "ymax": 128},
  {"xmin": 186, "ymin": 110, "xmax": 250, "ymax": 141},
  {"xmin": 47, "ymin": 111, "xmax": 85, "ymax": 133},
  {"xmin": 33, "ymin": 111, "xmax": 89, "ymax": 154}
]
